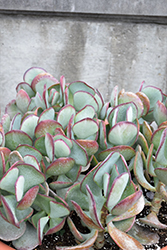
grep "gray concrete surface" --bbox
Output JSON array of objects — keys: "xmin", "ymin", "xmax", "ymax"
[
  {"xmin": 0, "ymin": 1, "xmax": 167, "ymax": 116},
  {"xmin": 1, "ymin": 0, "xmax": 167, "ymax": 17}
]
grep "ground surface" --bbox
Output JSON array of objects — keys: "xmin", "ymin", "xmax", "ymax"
[
  {"xmin": 6, "ymin": 202, "xmax": 167, "ymax": 250},
  {"xmin": 35, "ymin": 202, "xmax": 167, "ymax": 250}
]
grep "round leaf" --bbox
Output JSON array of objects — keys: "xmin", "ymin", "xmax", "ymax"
[
  {"xmin": 20, "ymin": 114, "xmax": 38, "ymax": 139},
  {"xmin": 108, "ymin": 121, "xmax": 138, "ymax": 146},
  {"xmin": 0, "ymin": 215, "xmax": 26, "ymax": 241},
  {"xmin": 35, "ymin": 120, "xmax": 62, "ymax": 138},
  {"xmin": 16, "ymin": 89, "xmax": 30, "ymax": 113},
  {"xmin": 5, "ymin": 130, "xmax": 33, "ymax": 151},
  {"xmin": 23, "ymin": 67, "xmax": 47, "ymax": 85},
  {"xmin": 57, "ymin": 105, "xmax": 76, "ymax": 129},
  {"xmin": 46, "ymin": 157, "xmax": 75, "ymax": 176},
  {"xmin": 73, "ymin": 91, "xmax": 98, "ymax": 112},
  {"xmin": 73, "ymin": 118, "xmax": 98, "ymax": 139},
  {"xmin": 54, "ymin": 139, "xmax": 71, "ymax": 157}
]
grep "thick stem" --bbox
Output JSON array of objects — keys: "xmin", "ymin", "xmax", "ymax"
[
  {"xmin": 94, "ymin": 230, "xmax": 105, "ymax": 249},
  {"xmin": 95, "ymin": 205, "xmax": 108, "ymax": 249},
  {"xmin": 150, "ymin": 182, "xmax": 163, "ymax": 215}
]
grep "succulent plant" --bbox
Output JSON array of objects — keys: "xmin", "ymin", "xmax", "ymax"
[{"xmin": 0, "ymin": 67, "xmax": 167, "ymax": 250}]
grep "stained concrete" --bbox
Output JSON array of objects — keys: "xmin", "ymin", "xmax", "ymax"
[{"xmin": 0, "ymin": 1, "xmax": 167, "ymax": 115}]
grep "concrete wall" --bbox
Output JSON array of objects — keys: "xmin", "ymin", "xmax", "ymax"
[{"xmin": 0, "ymin": 0, "xmax": 167, "ymax": 116}]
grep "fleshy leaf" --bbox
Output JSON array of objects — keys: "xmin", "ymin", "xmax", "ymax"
[
  {"xmin": 16, "ymin": 207, "xmax": 33, "ymax": 224},
  {"xmin": 45, "ymin": 217, "xmax": 66, "ymax": 235},
  {"xmin": 73, "ymin": 91, "xmax": 98, "ymax": 112},
  {"xmin": 76, "ymin": 139, "xmax": 98, "ymax": 156},
  {"xmin": 0, "ymin": 131, "xmax": 4, "ymax": 147},
  {"xmin": 142, "ymin": 85, "xmax": 163, "ymax": 110},
  {"xmin": 111, "ymin": 190, "xmax": 142, "ymax": 215},
  {"xmin": 0, "ymin": 167, "xmax": 19, "ymax": 193},
  {"xmin": 108, "ymin": 121, "xmax": 138, "ymax": 146},
  {"xmin": 98, "ymin": 145, "xmax": 135, "ymax": 162},
  {"xmin": 80, "ymin": 164, "xmax": 106, "ymax": 213},
  {"xmin": 1, "ymin": 113, "xmax": 10, "ymax": 134},
  {"xmin": 45, "ymin": 133, "xmax": 55, "ymax": 161},
  {"xmin": 50, "ymin": 89, "xmax": 60, "ymax": 105},
  {"xmin": 108, "ymin": 102, "xmax": 138, "ymax": 126},
  {"xmin": 107, "ymin": 221, "xmax": 145, "ymax": 250},
  {"xmin": 16, "ymin": 144, "xmax": 42, "ymax": 163},
  {"xmin": 155, "ymin": 168, "xmax": 167, "ymax": 186},
  {"xmin": 57, "ymin": 105, "xmax": 76, "ymax": 129},
  {"xmin": 16, "ymin": 82, "xmax": 35, "ymax": 98},
  {"xmin": 86, "ymin": 185, "xmax": 104, "ymax": 230},
  {"xmin": 142, "ymin": 120, "xmax": 152, "ymax": 145},
  {"xmin": 50, "ymin": 201, "xmax": 70, "ymax": 218},
  {"xmin": 93, "ymin": 152, "xmax": 120, "ymax": 188},
  {"xmin": 139, "ymin": 211, "xmax": 167, "ymax": 229},
  {"xmin": 38, "ymin": 216, "xmax": 49, "ymax": 245},
  {"xmin": 112, "ymin": 217, "xmax": 135, "ymax": 232},
  {"xmin": 146, "ymin": 144, "xmax": 156, "ymax": 176},
  {"xmin": 17, "ymin": 185, "xmax": 39, "ymax": 210},
  {"xmin": 98, "ymin": 120, "xmax": 107, "ymax": 150},
  {"xmin": 106, "ymin": 173, "xmax": 129, "ymax": 211},
  {"xmin": 155, "ymin": 128, "xmax": 167, "ymax": 166},
  {"xmin": 0, "ymin": 151, "xmax": 5, "ymax": 178},
  {"xmin": 24, "ymin": 155, "xmax": 40, "ymax": 171},
  {"xmin": 153, "ymin": 100, "xmax": 167, "ymax": 126},
  {"xmin": 1, "ymin": 195, "xmax": 19, "ymax": 227},
  {"xmin": 136, "ymin": 91, "xmax": 150, "ymax": 116},
  {"xmin": 69, "ymin": 140, "xmax": 88, "ymax": 166},
  {"xmin": 20, "ymin": 114, "xmax": 38, "ymax": 139},
  {"xmin": 65, "ymin": 183, "xmax": 89, "ymax": 211},
  {"xmin": 73, "ymin": 118, "xmax": 98, "ymax": 139},
  {"xmin": 34, "ymin": 135, "xmax": 47, "ymax": 155},
  {"xmin": 118, "ymin": 91, "xmax": 144, "ymax": 118},
  {"xmin": 0, "ymin": 215, "xmax": 26, "ymax": 241},
  {"xmin": 75, "ymin": 105, "xmax": 95, "ymax": 123},
  {"xmin": 112, "ymin": 195, "xmax": 145, "ymax": 221},
  {"xmin": 43, "ymin": 84, "xmax": 49, "ymax": 109},
  {"xmin": 35, "ymin": 92, "xmax": 46, "ymax": 109},
  {"xmin": 10, "ymin": 113, "xmax": 22, "ymax": 130},
  {"xmin": 46, "ymin": 157, "xmax": 75, "ymax": 177},
  {"xmin": 34, "ymin": 194, "xmax": 54, "ymax": 214},
  {"xmin": 67, "ymin": 81, "xmax": 95, "ymax": 103},
  {"xmin": 49, "ymin": 175, "xmax": 73, "ymax": 190},
  {"xmin": 67, "ymin": 217, "xmax": 85, "ymax": 242},
  {"xmin": 136, "ymin": 131, "xmax": 149, "ymax": 155},
  {"xmin": 54, "ymin": 134, "xmax": 73, "ymax": 148},
  {"xmin": 16, "ymin": 89, "xmax": 30, "ymax": 113},
  {"xmin": 12, "ymin": 222, "xmax": 39, "ymax": 250},
  {"xmin": 66, "ymin": 164, "xmax": 82, "ymax": 183},
  {"xmin": 35, "ymin": 120, "xmax": 62, "ymax": 138},
  {"xmin": 134, "ymin": 151, "xmax": 156, "ymax": 191},
  {"xmin": 31, "ymin": 72, "xmax": 58, "ymax": 93},
  {"xmin": 14, "ymin": 163, "xmax": 45, "ymax": 192},
  {"xmin": 23, "ymin": 67, "xmax": 47, "ymax": 85},
  {"xmin": 0, "ymin": 147, "xmax": 11, "ymax": 162},
  {"xmin": 128, "ymin": 222, "xmax": 159, "ymax": 245},
  {"xmin": 38, "ymin": 107, "xmax": 55, "ymax": 122},
  {"xmin": 100, "ymin": 102, "xmax": 109, "ymax": 120},
  {"xmin": 15, "ymin": 175, "xmax": 25, "ymax": 202},
  {"xmin": 5, "ymin": 99, "xmax": 20, "ymax": 119},
  {"xmin": 71, "ymin": 200, "xmax": 102, "ymax": 230},
  {"xmin": 54, "ymin": 139, "xmax": 71, "ymax": 158},
  {"xmin": 151, "ymin": 126, "xmax": 166, "ymax": 150},
  {"xmin": 5, "ymin": 130, "xmax": 33, "ymax": 150}
]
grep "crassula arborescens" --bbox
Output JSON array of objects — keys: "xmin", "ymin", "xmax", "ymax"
[{"xmin": 0, "ymin": 67, "xmax": 167, "ymax": 249}]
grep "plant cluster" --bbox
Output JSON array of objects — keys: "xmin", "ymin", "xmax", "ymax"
[{"xmin": 0, "ymin": 67, "xmax": 167, "ymax": 250}]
